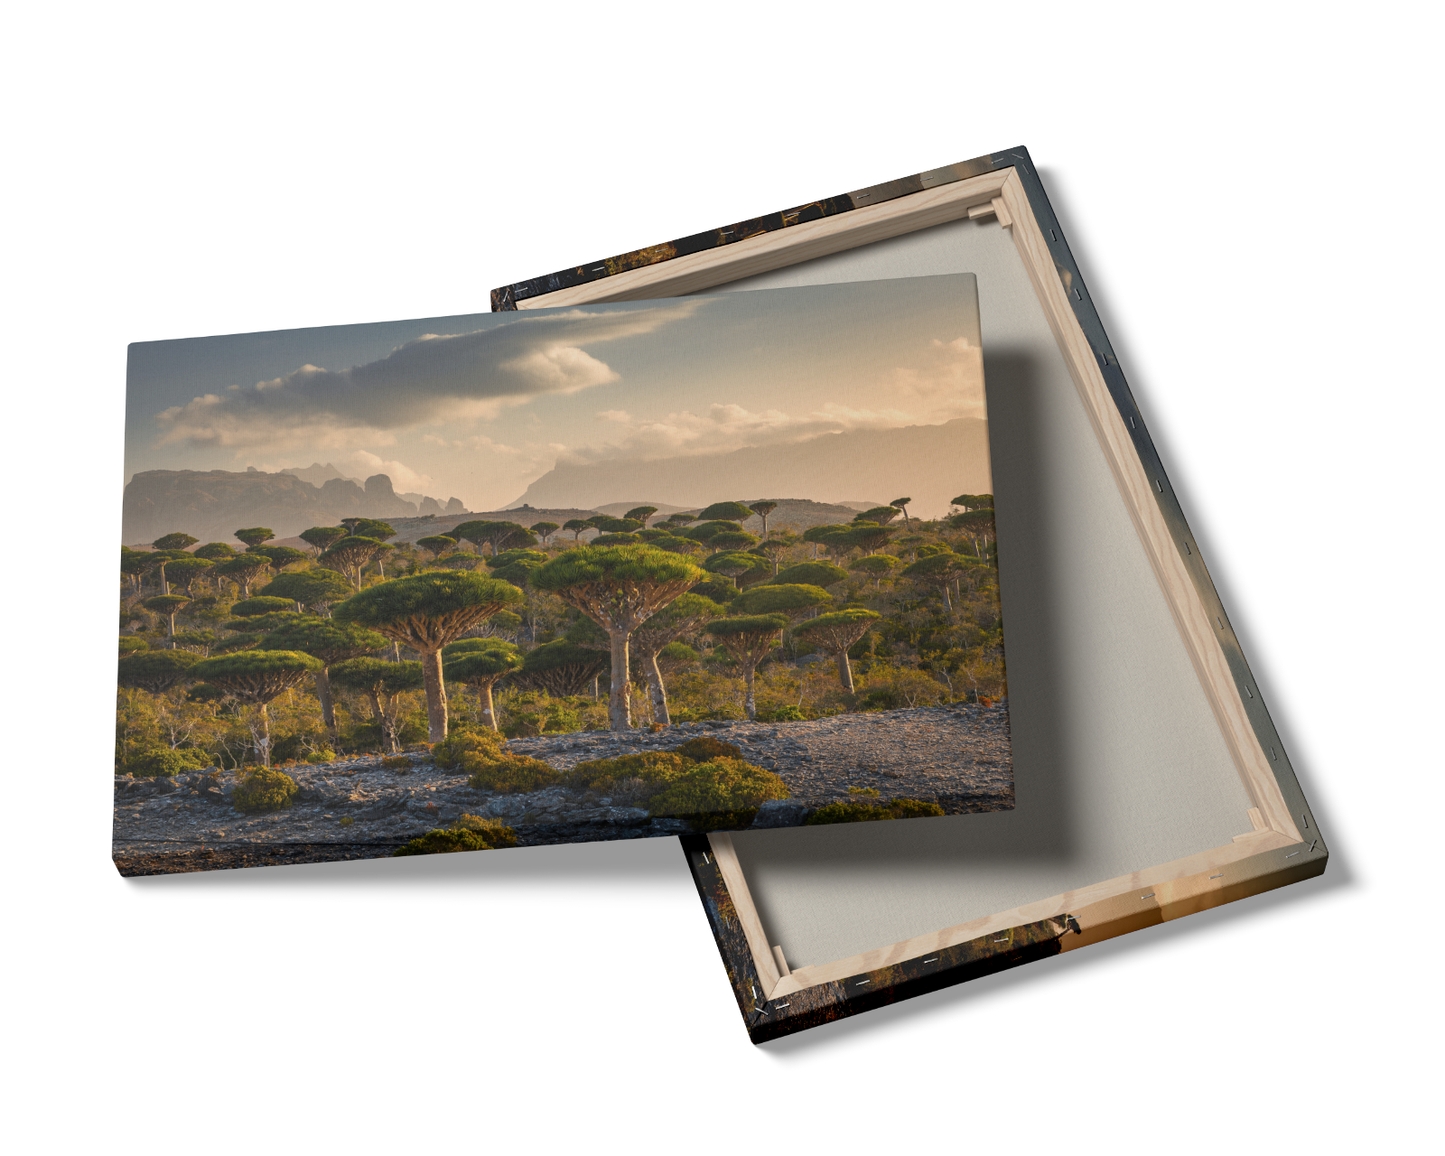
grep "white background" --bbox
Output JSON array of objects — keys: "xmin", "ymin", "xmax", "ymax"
[{"xmin": 6, "ymin": 3, "xmax": 1440, "ymax": 1152}]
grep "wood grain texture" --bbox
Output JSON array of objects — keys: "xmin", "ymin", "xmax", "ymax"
[
  {"xmin": 708, "ymin": 834, "xmax": 781, "ymax": 994},
  {"xmin": 513, "ymin": 171, "xmax": 1009, "ymax": 309},
  {"xmin": 994, "ymin": 169, "xmax": 1300, "ymax": 843},
  {"xmin": 769, "ymin": 828, "xmax": 1296, "ymax": 993}
]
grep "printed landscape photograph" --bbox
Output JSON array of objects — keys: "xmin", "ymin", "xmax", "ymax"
[{"xmin": 115, "ymin": 274, "xmax": 1011, "ymax": 875}]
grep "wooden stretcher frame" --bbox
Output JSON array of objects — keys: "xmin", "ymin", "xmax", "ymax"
[{"xmin": 494, "ymin": 147, "xmax": 1325, "ymax": 1041}]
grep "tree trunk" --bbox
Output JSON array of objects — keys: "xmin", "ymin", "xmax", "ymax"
[
  {"xmin": 256, "ymin": 702, "xmax": 271, "ymax": 766},
  {"xmin": 641, "ymin": 649, "xmax": 670, "ymax": 725},
  {"xmin": 381, "ymin": 696, "xmax": 400, "ymax": 753},
  {"xmin": 836, "ymin": 651, "xmax": 854, "ymax": 693},
  {"xmin": 421, "ymin": 648, "xmax": 448, "ymax": 742},
  {"xmin": 743, "ymin": 661, "xmax": 757, "ymax": 721},
  {"xmin": 941, "ymin": 582, "xmax": 952, "ymax": 612},
  {"xmin": 607, "ymin": 629, "xmax": 631, "ymax": 731},
  {"xmin": 480, "ymin": 680, "xmax": 498, "ymax": 731},
  {"xmin": 315, "ymin": 667, "xmax": 335, "ymax": 730}
]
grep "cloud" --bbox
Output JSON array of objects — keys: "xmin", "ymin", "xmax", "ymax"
[
  {"xmin": 556, "ymin": 333, "xmax": 983, "ymax": 467},
  {"xmin": 565, "ymin": 401, "xmax": 910, "ymax": 464},
  {"xmin": 155, "ymin": 301, "xmax": 708, "ymax": 450},
  {"xmin": 883, "ymin": 336, "xmax": 985, "ymax": 419}
]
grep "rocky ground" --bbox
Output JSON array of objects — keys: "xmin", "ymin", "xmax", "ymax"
[{"xmin": 113, "ymin": 701, "xmax": 1012, "ymax": 876}]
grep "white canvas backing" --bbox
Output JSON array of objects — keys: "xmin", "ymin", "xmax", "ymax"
[{"xmin": 706, "ymin": 219, "xmax": 1253, "ymax": 969}]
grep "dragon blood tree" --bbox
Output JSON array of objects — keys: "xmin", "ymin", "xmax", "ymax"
[
  {"xmin": 530, "ymin": 544, "xmax": 703, "ymax": 731},
  {"xmin": 416, "ymin": 535, "xmax": 458, "ymax": 560},
  {"xmin": 299, "ymin": 526, "xmax": 347, "ymax": 554},
  {"xmin": 216, "ymin": 553, "xmax": 272, "ymax": 598},
  {"xmin": 188, "ymin": 650, "xmax": 323, "ymax": 766},
  {"xmin": 706, "ymin": 613, "xmax": 789, "ymax": 721},
  {"xmin": 441, "ymin": 638, "xmax": 522, "ymax": 731},
  {"xmin": 628, "ymin": 592, "xmax": 723, "ymax": 726},
  {"xmin": 319, "ymin": 536, "xmax": 389, "ymax": 590},
  {"xmin": 901, "ymin": 551, "xmax": 968, "ymax": 611},
  {"xmin": 142, "ymin": 594, "xmax": 190, "ymax": 639},
  {"xmin": 703, "ymin": 550, "xmax": 769, "ymax": 589},
  {"xmin": 329, "ymin": 658, "xmax": 425, "ymax": 754},
  {"xmin": 793, "ymin": 608, "xmax": 881, "ymax": 693},
  {"xmin": 731, "ymin": 583, "xmax": 832, "ymax": 619},
  {"xmin": 260, "ymin": 618, "xmax": 388, "ymax": 731},
  {"xmin": 517, "ymin": 640, "xmax": 608, "ymax": 697},
  {"xmin": 259, "ymin": 569, "xmax": 353, "ymax": 615},
  {"xmin": 117, "ymin": 649, "xmax": 201, "ymax": 694},
  {"xmin": 332, "ymin": 571, "xmax": 523, "ymax": 741},
  {"xmin": 768, "ymin": 561, "xmax": 848, "ymax": 589},
  {"xmin": 233, "ymin": 527, "xmax": 275, "ymax": 549}
]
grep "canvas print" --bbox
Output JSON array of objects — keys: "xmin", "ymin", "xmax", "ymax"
[{"xmin": 114, "ymin": 274, "xmax": 1011, "ymax": 875}]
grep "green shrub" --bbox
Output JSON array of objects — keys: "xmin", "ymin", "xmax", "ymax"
[
  {"xmin": 124, "ymin": 747, "xmax": 210, "ymax": 778},
  {"xmin": 232, "ymin": 767, "xmax": 299, "ymax": 813},
  {"xmin": 393, "ymin": 828, "xmax": 497, "ymax": 856},
  {"xmin": 467, "ymin": 755, "xmax": 558, "ymax": 793},
  {"xmin": 848, "ymin": 786, "xmax": 881, "ymax": 797},
  {"xmin": 645, "ymin": 758, "xmax": 790, "ymax": 832},
  {"xmin": 564, "ymin": 745, "xmax": 787, "ymax": 829},
  {"xmin": 304, "ymin": 749, "xmax": 336, "ymax": 764},
  {"xmin": 271, "ymin": 731, "xmax": 330, "ymax": 765},
  {"xmin": 757, "ymin": 705, "xmax": 806, "ymax": 722},
  {"xmin": 432, "ymin": 728, "xmax": 505, "ymax": 769},
  {"xmin": 805, "ymin": 797, "xmax": 945, "ymax": 825},
  {"xmin": 672, "ymin": 735, "xmax": 743, "ymax": 762},
  {"xmin": 393, "ymin": 815, "xmax": 517, "ymax": 855},
  {"xmin": 886, "ymin": 797, "xmax": 946, "ymax": 819},
  {"xmin": 451, "ymin": 814, "xmax": 519, "ymax": 847},
  {"xmin": 432, "ymin": 728, "xmax": 558, "ymax": 793},
  {"xmin": 567, "ymin": 751, "xmax": 691, "ymax": 793}
]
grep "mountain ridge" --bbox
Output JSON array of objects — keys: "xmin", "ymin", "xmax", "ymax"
[{"xmin": 514, "ymin": 418, "xmax": 991, "ymax": 520}]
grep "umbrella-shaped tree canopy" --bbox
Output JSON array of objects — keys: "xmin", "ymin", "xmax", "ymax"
[
  {"xmin": 531, "ymin": 545, "xmax": 703, "ymax": 730},
  {"xmin": 793, "ymin": 608, "xmax": 880, "ymax": 693},
  {"xmin": 768, "ymin": 561, "xmax": 849, "ymax": 588},
  {"xmin": 216, "ymin": 553, "xmax": 272, "ymax": 596},
  {"xmin": 188, "ymin": 650, "xmax": 323, "ymax": 766},
  {"xmin": 697, "ymin": 501, "xmax": 754, "ymax": 522},
  {"xmin": 118, "ymin": 649, "xmax": 200, "ymax": 693},
  {"xmin": 332, "ymin": 571, "xmax": 524, "ymax": 741},
  {"xmin": 258, "ymin": 569, "xmax": 353, "ymax": 613},
  {"xmin": 442, "ymin": 641, "xmax": 522, "ymax": 731},
  {"xmin": 517, "ymin": 639, "xmax": 608, "ymax": 698},
  {"xmin": 706, "ymin": 613, "xmax": 789, "ymax": 720},
  {"xmin": 329, "ymin": 658, "xmax": 425, "ymax": 753},
  {"xmin": 189, "ymin": 650, "xmax": 323, "ymax": 704},
  {"xmin": 299, "ymin": 526, "xmax": 348, "ymax": 553},
  {"xmin": 731, "ymin": 583, "xmax": 832, "ymax": 619}
]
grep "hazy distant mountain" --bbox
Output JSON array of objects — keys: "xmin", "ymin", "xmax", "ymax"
[
  {"xmin": 514, "ymin": 418, "xmax": 991, "ymax": 521},
  {"xmin": 122, "ymin": 467, "xmax": 466, "ymax": 546},
  {"xmin": 280, "ymin": 462, "xmax": 362, "ymax": 487}
]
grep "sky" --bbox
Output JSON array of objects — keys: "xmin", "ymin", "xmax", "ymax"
[{"xmin": 124, "ymin": 274, "xmax": 985, "ymax": 511}]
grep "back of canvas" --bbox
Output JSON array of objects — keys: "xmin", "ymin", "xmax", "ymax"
[{"xmin": 720, "ymin": 217, "xmax": 1254, "ymax": 969}]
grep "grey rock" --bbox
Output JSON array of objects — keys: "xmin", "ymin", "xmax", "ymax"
[
  {"xmin": 199, "ymin": 786, "xmax": 228, "ymax": 805},
  {"xmin": 646, "ymin": 818, "xmax": 692, "ymax": 835},
  {"xmin": 750, "ymin": 800, "xmax": 811, "ymax": 829},
  {"xmin": 154, "ymin": 777, "xmax": 178, "ymax": 795}
]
